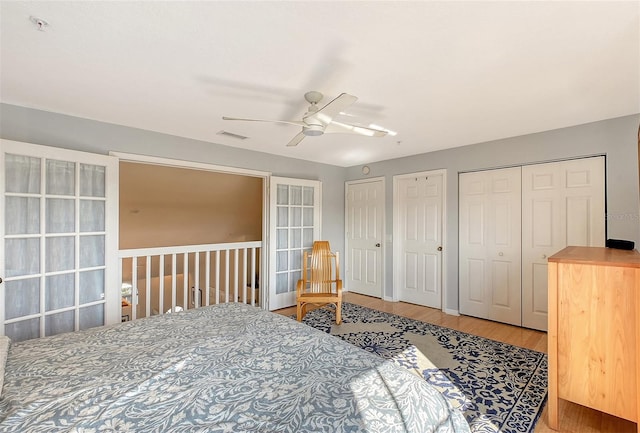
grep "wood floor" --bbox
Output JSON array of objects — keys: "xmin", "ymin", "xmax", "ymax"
[{"xmin": 275, "ymin": 292, "xmax": 637, "ymax": 433}]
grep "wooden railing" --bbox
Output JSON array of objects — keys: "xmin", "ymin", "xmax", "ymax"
[{"xmin": 118, "ymin": 241, "xmax": 261, "ymax": 321}]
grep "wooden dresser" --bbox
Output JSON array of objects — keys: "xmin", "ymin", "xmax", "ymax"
[{"xmin": 548, "ymin": 246, "xmax": 640, "ymax": 432}]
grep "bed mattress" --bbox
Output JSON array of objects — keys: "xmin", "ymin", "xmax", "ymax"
[{"xmin": 0, "ymin": 303, "xmax": 470, "ymax": 432}]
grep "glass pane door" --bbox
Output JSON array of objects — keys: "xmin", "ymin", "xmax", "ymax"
[
  {"xmin": 1, "ymin": 140, "xmax": 118, "ymax": 342},
  {"xmin": 268, "ymin": 177, "xmax": 320, "ymax": 310}
]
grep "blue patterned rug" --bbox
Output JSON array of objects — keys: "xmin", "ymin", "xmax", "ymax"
[{"xmin": 298, "ymin": 303, "xmax": 548, "ymax": 433}]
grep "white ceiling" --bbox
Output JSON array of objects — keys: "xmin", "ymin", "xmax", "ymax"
[{"xmin": 1, "ymin": 1, "xmax": 638, "ymax": 167}]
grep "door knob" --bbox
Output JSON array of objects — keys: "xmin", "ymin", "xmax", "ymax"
[
  {"xmin": 437, "ymin": 246, "xmax": 443, "ymax": 251},
  {"xmin": 375, "ymin": 243, "xmax": 381, "ymax": 247}
]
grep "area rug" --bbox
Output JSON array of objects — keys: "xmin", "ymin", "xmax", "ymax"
[{"xmin": 298, "ymin": 303, "xmax": 547, "ymax": 433}]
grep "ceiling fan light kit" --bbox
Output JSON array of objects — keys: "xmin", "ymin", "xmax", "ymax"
[
  {"xmin": 303, "ymin": 123, "xmax": 324, "ymax": 136},
  {"xmin": 222, "ymin": 91, "xmax": 389, "ymax": 147}
]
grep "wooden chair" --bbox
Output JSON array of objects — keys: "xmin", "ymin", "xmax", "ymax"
[{"xmin": 296, "ymin": 241, "xmax": 342, "ymax": 324}]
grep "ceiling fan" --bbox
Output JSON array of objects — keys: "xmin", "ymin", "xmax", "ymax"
[{"xmin": 222, "ymin": 91, "xmax": 388, "ymax": 147}]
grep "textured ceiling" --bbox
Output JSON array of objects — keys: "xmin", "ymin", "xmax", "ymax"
[{"xmin": 1, "ymin": 1, "xmax": 638, "ymax": 167}]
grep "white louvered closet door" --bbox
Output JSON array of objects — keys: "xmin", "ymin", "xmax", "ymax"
[{"xmin": 0, "ymin": 140, "xmax": 118, "ymax": 342}]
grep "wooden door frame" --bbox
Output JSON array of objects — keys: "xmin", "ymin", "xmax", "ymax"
[
  {"xmin": 344, "ymin": 177, "xmax": 385, "ymax": 298},
  {"xmin": 392, "ymin": 169, "xmax": 447, "ymax": 310}
]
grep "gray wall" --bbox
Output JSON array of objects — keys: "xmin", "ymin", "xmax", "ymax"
[
  {"xmin": 346, "ymin": 114, "xmax": 640, "ymax": 311},
  {"xmin": 0, "ymin": 102, "xmax": 346, "ymax": 256},
  {"xmin": 3, "ymin": 103, "xmax": 639, "ymax": 313}
]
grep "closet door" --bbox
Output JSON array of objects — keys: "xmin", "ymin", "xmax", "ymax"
[
  {"xmin": 268, "ymin": 177, "xmax": 321, "ymax": 311},
  {"xmin": 0, "ymin": 140, "xmax": 118, "ymax": 342},
  {"xmin": 346, "ymin": 179, "xmax": 384, "ymax": 298},
  {"xmin": 521, "ymin": 156, "xmax": 605, "ymax": 330},
  {"xmin": 459, "ymin": 167, "xmax": 522, "ymax": 326},
  {"xmin": 394, "ymin": 171, "xmax": 444, "ymax": 308}
]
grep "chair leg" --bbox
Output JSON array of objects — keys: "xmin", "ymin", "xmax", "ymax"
[
  {"xmin": 336, "ymin": 301, "xmax": 342, "ymax": 325},
  {"xmin": 297, "ymin": 302, "xmax": 303, "ymax": 322}
]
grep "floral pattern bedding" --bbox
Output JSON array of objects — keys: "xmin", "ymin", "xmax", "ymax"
[{"xmin": 0, "ymin": 303, "xmax": 470, "ymax": 433}]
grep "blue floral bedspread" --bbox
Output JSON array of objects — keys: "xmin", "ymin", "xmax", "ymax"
[{"xmin": 0, "ymin": 303, "xmax": 470, "ymax": 432}]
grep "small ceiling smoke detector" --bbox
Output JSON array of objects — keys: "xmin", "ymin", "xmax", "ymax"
[{"xmin": 29, "ymin": 16, "xmax": 49, "ymax": 31}]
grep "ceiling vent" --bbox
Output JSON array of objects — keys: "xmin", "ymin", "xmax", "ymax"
[{"xmin": 217, "ymin": 130, "xmax": 248, "ymax": 140}]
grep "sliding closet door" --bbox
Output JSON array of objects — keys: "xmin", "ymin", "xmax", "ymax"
[
  {"xmin": 459, "ymin": 167, "xmax": 522, "ymax": 326},
  {"xmin": 0, "ymin": 140, "xmax": 118, "ymax": 342},
  {"xmin": 268, "ymin": 177, "xmax": 321, "ymax": 311},
  {"xmin": 521, "ymin": 156, "xmax": 605, "ymax": 330}
]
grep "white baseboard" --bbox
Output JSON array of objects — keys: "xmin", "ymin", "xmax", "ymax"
[{"xmin": 444, "ymin": 308, "xmax": 460, "ymax": 316}]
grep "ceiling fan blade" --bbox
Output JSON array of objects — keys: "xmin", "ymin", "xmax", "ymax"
[
  {"xmin": 307, "ymin": 93, "xmax": 358, "ymax": 126},
  {"xmin": 324, "ymin": 121, "xmax": 388, "ymax": 137},
  {"xmin": 286, "ymin": 131, "xmax": 306, "ymax": 147},
  {"xmin": 222, "ymin": 116, "xmax": 305, "ymax": 127}
]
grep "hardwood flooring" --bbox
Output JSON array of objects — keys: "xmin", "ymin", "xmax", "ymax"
[{"xmin": 275, "ymin": 292, "xmax": 637, "ymax": 433}]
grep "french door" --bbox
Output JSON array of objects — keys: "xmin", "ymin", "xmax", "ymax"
[
  {"xmin": 0, "ymin": 140, "xmax": 118, "ymax": 341},
  {"xmin": 268, "ymin": 177, "xmax": 321, "ymax": 310}
]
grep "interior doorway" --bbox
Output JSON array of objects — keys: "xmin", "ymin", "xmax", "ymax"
[
  {"xmin": 393, "ymin": 170, "xmax": 446, "ymax": 309},
  {"xmin": 114, "ymin": 153, "xmax": 269, "ymax": 316},
  {"xmin": 345, "ymin": 178, "xmax": 384, "ymax": 298},
  {"xmin": 119, "ymin": 162, "xmax": 263, "ymax": 250}
]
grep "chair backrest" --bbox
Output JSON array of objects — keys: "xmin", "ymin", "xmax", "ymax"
[{"xmin": 304, "ymin": 241, "xmax": 340, "ymax": 294}]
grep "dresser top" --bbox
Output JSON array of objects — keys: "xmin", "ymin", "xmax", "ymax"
[{"xmin": 548, "ymin": 246, "xmax": 640, "ymax": 268}]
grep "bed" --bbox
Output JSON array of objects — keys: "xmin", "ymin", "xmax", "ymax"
[{"xmin": 0, "ymin": 303, "xmax": 470, "ymax": 432}]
